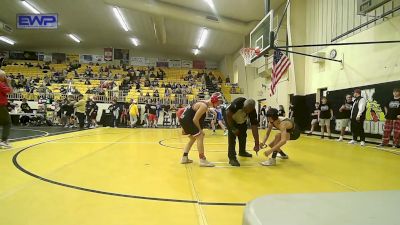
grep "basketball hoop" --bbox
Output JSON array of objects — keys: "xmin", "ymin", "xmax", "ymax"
[{"xmin": 240, "ymin": 48, "xmax": 261, "ymax": 65}]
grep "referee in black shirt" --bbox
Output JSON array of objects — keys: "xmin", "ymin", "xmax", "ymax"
[{"xmin": 223, "ymin": 97, "xmax": 260, "ymax": 167}]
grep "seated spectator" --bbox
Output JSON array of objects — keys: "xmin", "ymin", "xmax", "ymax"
[
  {"xmin": 225, "ymin": 77, "xmax": 231, "ymax": 83},
  {"xmin": 171, "ymin": 83, "xmax": 177, "ymax": 90},
  {"xmin": 20, "ymin": 99, "xmax": 31, "ymax": 113},
  {"xmin": 60, "ymin": 85, "xmax": 67, "ymax": 94},
  {"xmin": 84, "ymin": 79, "xmax": 91, "ymax": 85},
  {"xmin": 33, "ymin": 76, "xmax": 40, "ymax": 84},
  {"xmin": 144, "ymin": 79, "xmax": 151, "ymax": 87},
  {"xmin": 218, "ymin": 76, "xmax": 223, "ymax": 84},
  {"xmin": 153, "ymin": 90, "xmax": 160, "ymax": 98}
]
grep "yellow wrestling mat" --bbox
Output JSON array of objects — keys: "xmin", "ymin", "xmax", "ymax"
[{"xmin": 0, "ymin": 127, "xmax": 399, "ymax": 225}]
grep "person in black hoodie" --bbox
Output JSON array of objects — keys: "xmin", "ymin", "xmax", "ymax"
[
  {"xmin": 108, "ymin": 100, "xmax": 120, "ymax": 128},
  {"xmin": 349, "ymin": 89, "xmax": 366, "ymax": 146},
  {"xmin": 379, "ymin": 88, "xmax": 400, "ymax": 148}
]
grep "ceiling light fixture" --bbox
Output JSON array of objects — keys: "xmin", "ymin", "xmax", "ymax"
[
  {"xmin": 0, "ymin": 36, "xmax": 15, "ymax": 45},
  {"xmin": 113, "ymin": 7, "xmax": 129, "ymax": 32},
  {"xmin": 68, "ymin": 34, "xmax": 81, "ymax": 43},
  {"xmin": 193, "ymin": 49, "xmax": 200, "ymax": 55},
  {"xmin": 131, "ymin": 38, "xmax": 139, "ymax": 46},
  {"xmin": 21, "ymin": 1, "xmax": 40, "ymax": 14},
  {"xmin": 197, "ymin": 27, "xmax": 208, "ymax": 49},
  {"xmin": 204, "ymin": 0, "xmax": 216, "ymax": 10}
]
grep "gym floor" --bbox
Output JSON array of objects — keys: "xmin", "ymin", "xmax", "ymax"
[{"xmin": 0, "ymin": 127, "xmax": 399, "ymax": 225}]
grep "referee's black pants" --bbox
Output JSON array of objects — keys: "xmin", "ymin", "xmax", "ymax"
[
  {"xmin": 228, "ymin": 123, "xmax": 248, "ymax": 160},
  {"xmin": 351, "ymin": 118, "xmax": 365, "ymax": 142},
  {"xmin": 0, "ymin": 106, "xmax": 11, "ymax": 142},
  {"xmin": 76, "ymin": 112, "xmax": 85, "ymax": 129}
]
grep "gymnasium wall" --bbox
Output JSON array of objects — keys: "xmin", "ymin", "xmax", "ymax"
[
  {"xmin": 305, "ymin": 0, "xmax": 400, "ymax": 54},
  {"xmin": 304, "ymin": 15, "xmax": 400, "ymax": 95},
  {"xmin": 2, "ymin": 47, "xmax": 219, "ymax": 67}
]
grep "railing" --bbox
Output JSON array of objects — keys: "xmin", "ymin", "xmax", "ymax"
[
  {"xmin": 8, "ymin": 90, "xmax": 198, "ymax": 105},
  {"xmin": 137, "ymin": 96, "xmax": 197, "ymax": 105}
]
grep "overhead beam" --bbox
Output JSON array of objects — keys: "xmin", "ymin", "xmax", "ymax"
[
  {"xmin": 104, "ymin": 0, "xmax": 257, "ymax": 35},
  {"xmin": 151, "ymin": 16, "xmax": 167, "ymax": 45}
]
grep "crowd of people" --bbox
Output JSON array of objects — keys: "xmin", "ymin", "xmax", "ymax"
[
  {"xmin": 304, "ymin": 88, "xmax": 400, "ymax": 148},
  {"xmin": 6, "ymin": 64, "xmax": 228, "ymax": 106}
]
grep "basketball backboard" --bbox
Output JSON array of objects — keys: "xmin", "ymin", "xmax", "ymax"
[{"xmin": 249, "ymin": 10, "xmax": 274, "ymax": 62}]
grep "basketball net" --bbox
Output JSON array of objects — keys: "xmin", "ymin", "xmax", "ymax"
[{"xmin": 240, "ymin": 48, "xmax": 260, "ymax": 66}]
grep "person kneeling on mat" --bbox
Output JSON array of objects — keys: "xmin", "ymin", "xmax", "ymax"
[
  {"xmin": 179, "ymin": 92, "xmax": 224, "ymax": 167},
  {"xmin": 260, "ymin": 108, "xmax": 300, "ymax": 166},
  {"xmin": 224, "ymin": 98, "xmax": 260, "ymax": 167}
]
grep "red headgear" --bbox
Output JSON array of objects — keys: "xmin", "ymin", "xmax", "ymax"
[{"xmin": 211, "ymin": 92, "xmax": 223, "ymax": 104}]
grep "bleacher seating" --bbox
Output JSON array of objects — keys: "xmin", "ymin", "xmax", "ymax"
[{"xmin": 3, "ymin": 60, "xmax": 233, "ymax": 103}]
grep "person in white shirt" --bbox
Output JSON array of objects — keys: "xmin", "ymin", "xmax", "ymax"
[{"xmin": 349, "ymin": 89, "xmax": 367, "ymax": 146}]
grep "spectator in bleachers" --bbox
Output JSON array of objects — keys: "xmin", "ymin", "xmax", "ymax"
[
  {"xmin": 165, "ymin": 88, "xmax": 170, "ymax": 97},
  {"xmin": 135, "ymin": 81, "xmax": 141, "ymax": 90},
  {"xmin": 151, "ymin": 80, "xmax": 159, "ymax": 87},
  {"xmin": 225, "ymin": 77, "xmax": 231, "ymax": 83},
  {"xmin": 60, "ymin": 85, "xmax": 67, "ymax": 94},
  {"xmin": 33, "ymin": 76, "xmax": 40, "ymax": 84},
  {"xmin": 230, "ymin": 86, "xmax": 237, "ymax": 94},
  {"xmin": 10, "ymin": 79, "xmax": 17, "ymax": 88},
  {"xmin": 84, "ymin": 78, "xmax": 91, "ymax": 85},
  {"xmin": 20, "ymin": 98, "xmax": 31, "ymax": 113},
  {"xmin": 144, "ymin": 79, "xmax": 150, "ymax": 87},
  {"xmin": 172, "ymin": 83, "xmax": 177, "ymax": 90},
  {"xmin": 153, "ymin": 90, "xmax": 160, "ymax": 98},
  {"xmin": 166, "ymin": 82, "xmax": 171, "ymax": 89}
]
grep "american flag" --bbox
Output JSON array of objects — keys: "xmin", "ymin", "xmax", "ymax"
[{"xmin": 270, "ymin": 50, "xmax": 291, "ymax": 96}]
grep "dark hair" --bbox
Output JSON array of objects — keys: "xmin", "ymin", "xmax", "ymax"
[
  {"xmin": 394, "ymin": 88, "xmax": 400, "ymax": 92},
  {"xmin": 266, "ymin": 108, "xmax": 279, "ymax": 120}
]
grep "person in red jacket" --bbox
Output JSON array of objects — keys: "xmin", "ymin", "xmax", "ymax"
[{"xmin": 0, "ymin": 69, "xmax": 13, "ymax": 149}]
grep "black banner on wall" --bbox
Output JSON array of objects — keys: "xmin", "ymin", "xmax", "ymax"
[
  {"xmin": 9, "ymin": 51, "xmax": 38, "ymax": 60},
  {"xmin": 300, "ymin": 80, "xmax": 400, "ymax": 138}
]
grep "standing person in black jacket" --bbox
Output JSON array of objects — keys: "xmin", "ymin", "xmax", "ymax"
[
  {"xmin": 349, "ymin": 89, "xmax": 367, "ymax": 146},
  {"xmin": 223, "ymin": 97, "xmax": 260, "ymax": 167}
]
